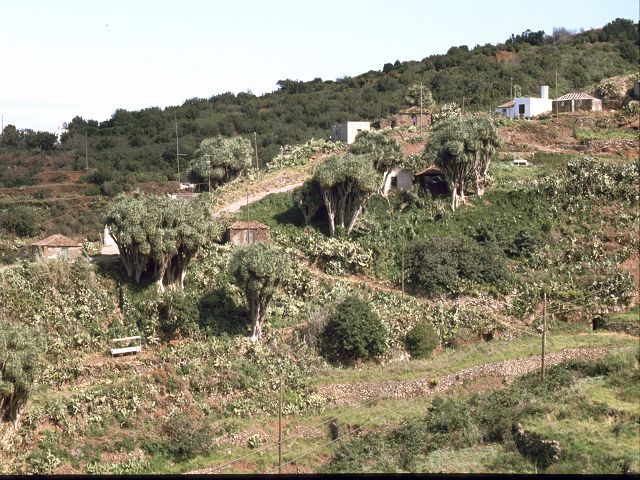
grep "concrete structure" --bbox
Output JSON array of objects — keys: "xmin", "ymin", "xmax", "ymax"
[
  {"xmin": 379, "ymin": 107, "xmax": 432, "ymax": 129},
  {"xmin": 382, "ymin": 168, "xmax": 413, "ymax": 195},
  {"xmin": 495, "ymin": 86, "xmax": 553, "ymax": 119},
  {"xmin": 32, "ymin": 234, "xmax": 82, "ymax": 261},
  {"xmin": 227, "ymin": 221, "xmax": 270, "ymax": 245},
  {"xmin": 331, "ymin": 121, "xmax": 370, "ymax": 144},
  {"xmin": 101, "ymin": 225, "xmax": 120, "ymax": 255},
  {"xmin": 552, "ymin": 92, "xmax": 602, "ymax": 113},
  {"xmin": 415, "ymin": 166, "xmax": 448, "ymax": 196}
]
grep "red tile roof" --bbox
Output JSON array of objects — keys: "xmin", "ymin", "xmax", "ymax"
[
  {"xmin": 555, "ymin": 92, "xmax": 597, "ymax": 101},
  {"xmin": 33, "ymin": 234, "xmax": 82, "ymax": 247},
  {"xmin": 228, "ymin": 221, "xmax": 270, "ymax": 230}
]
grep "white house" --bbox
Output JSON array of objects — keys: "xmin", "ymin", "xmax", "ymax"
[
  {"xmin": 495, "ymin": 86, "xmax": 553, "ymax": 119},
  {"xmin": 331, "ymin": 121, "xmax": 371, "ymax": 144}
]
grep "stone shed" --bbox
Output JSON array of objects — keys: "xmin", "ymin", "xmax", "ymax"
[
  {"xmin": 415, "ymin": 166, "xmax": 448, "ymax": 196},
  {"xmin": 32, "ymin": 234, "xmax": 83, "ymax": 261},
  {"xmin": 552, "ymin": 92, "xmax": 602, "ymax": 113},
  {"xmin": 227, "ymin": 221, "xmax": 270, "ymax": 245}
]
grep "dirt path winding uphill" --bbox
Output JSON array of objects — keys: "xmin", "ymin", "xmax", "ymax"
[
  {"xmin": 214, "ymin": 182, "xmax": 302, "ymax": 216},
  {"xmin": 316, "ymin": 346, "xmax": 623, "ymax": 406}
]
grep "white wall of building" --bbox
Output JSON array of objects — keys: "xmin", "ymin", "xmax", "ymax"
[
  {"xmin": 382, "ymin": 167, "xmax": 413, "ymax": 195},
  {"xmin": 495, "ymin": 86, "xmax": 552, "ymax": 119},
  {"xmin": 331, "ymin": 121, "xmax": 371, "ymax": 144}
]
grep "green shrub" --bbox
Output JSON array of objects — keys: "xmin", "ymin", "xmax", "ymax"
[
  {"xmin": 320, "ymin": 295, "xmax": 387, "ymax": 365},
  {"xmin": 0, "ymin": 322, "xmax": 41, "ymax": 424},
  {"xmin": 0, "ymin": 205, "xmax": 41, "ymax": 237},
  {"xmin": 406, "ymin": 236, "xmax": 509, "ymax": 294},
  {"xmin": 404, "ymin": 321, "xmax": 439, "ymax": 359},
  {"xmin": 162, "ymin": 411, "xmax": 212, "ymax": 460},
  {"xmin": 158, "ymin": 291, "xmax": 200, "ymax": 338}
]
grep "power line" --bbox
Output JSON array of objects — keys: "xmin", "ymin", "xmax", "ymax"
[
  {"xmin": 209, "ymin": 285, "xmax": 634, "ymax": 473},
  {"xmin": 209, "ymin": 330, "xmax": 535, "ymax": 473}
]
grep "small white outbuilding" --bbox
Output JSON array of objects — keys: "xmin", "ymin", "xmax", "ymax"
[
  {"xmin": 331, "ymin": 121, "xmax": 371, "ymax": 144},
  {"xmin": 495, "ymin": 86, "xmax": 553, "ymax": 119}
]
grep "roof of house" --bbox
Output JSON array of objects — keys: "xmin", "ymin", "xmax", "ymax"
[
  {"xmin": 415, "ymin": 166, "xmax": 444, "ymax": 176},
  {"xmin": 554, "ymin": 92, "xmax": 598, "ymax": 101},
  {"xmin": 228, "ymin": 221, "xmax": 270, "ymax": 230},
  {"xmin": 496, "ymin": 100, "xmax": 515, "ymax": 108},
  {"xmin": 33, "ymin": 234, "xmax": 82, "ymax": 247}
]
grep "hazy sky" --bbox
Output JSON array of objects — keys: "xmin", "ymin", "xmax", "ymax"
[{"xmin": 1, "ymin": 0, "xmax": 638, "ymax": 132}]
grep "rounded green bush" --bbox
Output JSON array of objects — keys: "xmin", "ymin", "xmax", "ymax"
[
  {"xmin": 405, "ymin": 321, "xmax": 439, "ymax": 359},
  {"xmin": 158, "ymin": 291, "xmax": 199, "ymax": 338},
  {"xmin": 320, "ymin": 295, "xmax": 387, "ymax": 365}
]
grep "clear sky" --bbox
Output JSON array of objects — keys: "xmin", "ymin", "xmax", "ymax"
[{"xmin": 1, "ymin": 0, "xmax": 638, "ymax": 133}]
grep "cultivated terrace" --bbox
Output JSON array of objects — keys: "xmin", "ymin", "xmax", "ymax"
[{"xmin": 0, "ymin": 19, "xmax": 638, "ymax": 474}]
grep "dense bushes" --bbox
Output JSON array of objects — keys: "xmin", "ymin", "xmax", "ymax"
[
  {"xmin": 404, "ymin": 321, "xmax": 439, "ymax": 359},
  {"xmin": 158, "ymin": 291, "xmax": 200, "ymax": 338},
  {"xmin": 405, "ymin": 236, "xmax": 509, "ymax": 294},
  {"xmin": 323, "ymin": 351, "xmax": 640, "ymax": 473},
  {"xmin": 0, "ymin": 205, "xmax": 41, "ymax": 237},
  {"xmin": 320, "ymin": 296, "xmax": 387, "ymax": 365},
  {"xmin": 162, "ymin": 412, "xmax": 212, "ymax": 460}
]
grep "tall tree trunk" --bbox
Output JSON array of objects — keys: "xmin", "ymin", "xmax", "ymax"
[
  {"xmin": 345, "ymin": 206, "xmax": 363, "ymax": 236},
  {"xmin": 451, "ymin": 185, "xmax": 457, "ymax": 211}
]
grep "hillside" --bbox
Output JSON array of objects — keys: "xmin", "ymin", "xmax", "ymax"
[
  {"xmin": 0, "ymin": 18, "xmax": 638, "ymax": 191},
  {"xmin": 0, "ymin": 18, "xmax": 639, "ymax": 476}
]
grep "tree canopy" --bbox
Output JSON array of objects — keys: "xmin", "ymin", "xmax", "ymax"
[
  {"xmin": 313, "ymin": 154, "xmax": 379, "ymax": 236},
  {"xmin": 229, "ymin": 242, "xmax": 293, "ymax": 341},
  {"xmin": 105, "ymin": 192, "xmax": 221, "ymax": 292},
  {"xmin": 348, "ymin": 129, "xmax": 405, "ymax": 192},
  {"xmin": 0, "ymin": 322, "xmax": 40, "ymax": 426},
  {"xmin": 188, "ymin": 136, "xmax": 253, "ymax": 190},
  {"xmin": 425, "ymin": 114, "xmax": 500, "ymax": 209},
  {"xmin": 425, "ymin": 115, "xmax": 475, "ymax": 210}
]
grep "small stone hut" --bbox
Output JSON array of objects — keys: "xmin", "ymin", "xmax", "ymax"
[
  {"xmin": 227, "ymin": 221, "xmax": 270, "ymax": 245},
  {"xmin": 32, "ymin": 234, "xmax": 82, "ymax": 261},
  {"xmin": 415, "ymin": 166, "xmax": 448, "ymax": 196},
  {"xmin": 552, "ymin": 92, "xmax": 602, "ymax": 113}
]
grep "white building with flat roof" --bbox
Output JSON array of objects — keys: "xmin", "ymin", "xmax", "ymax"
[
  {"xmin": 331, "ymin": 121, "xmax": 370, "ymax": 144},
  {"xmin": 495, "ymin": 86, "xmax": 553, "ymax": 119}
]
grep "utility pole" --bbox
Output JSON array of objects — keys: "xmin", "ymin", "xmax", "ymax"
[
  {"xmin": 204, "ymin": 154, "xmax": 212, "ymax": 191},
  {"xmin": 85, "ymin": 131, "xmax": 89, "ymax": 170},
  {"xmin": 401, "ymin": 238, "xmax": 405, "ymax": 302},
  {"xmin": 541, "ymin": 292, "xmax": 547, "ymax": 382},
  {"xmin": 254, "ymin": 131, "xmax": 259, "ymax": 170},
  {"xmin": 278, "ymin": 375, "xmax": 283, "ymax": 474},
  {"xmin": 555, "ymin": 70, "xmax": 559, "ymax": 118},
  {"xmin": 510, "ymin": 77, "xmax": 513, "ymax": 100},
  {"xmin": 462, "ymin": 96, "xmax": 465, "ymax": 115},
  {"xmin": 174, "ymin": 113, "xmax": 186, "ymax": 186},
  {"xmin": 419, "ymin": 83, "xmax": 423, "ymax": 133}
]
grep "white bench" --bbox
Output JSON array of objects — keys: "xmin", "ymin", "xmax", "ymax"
[{"xmin": 110, "ymin": 336, "xmax": 142, "ymax": 357}]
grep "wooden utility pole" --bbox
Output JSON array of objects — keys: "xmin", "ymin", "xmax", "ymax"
[
  {"xmin": 462, "ymin": 96, "xmax": 465, "ymax": 115},
  {"xmin": 541, "ymin": 292, "xmax": 547, "ymax": 381},
  {"xmin": 254, "ymin": 131, "xmax": 259, "ymax": 170},
  {"xmin": 419, "ymin": 83, "xmax": 423, "ymax": 133},
  {"xmin": 278, "ymin": 375, "xmax": 283, "ymax": 474},
  {"xmin": 85, "ymin": 131, "xmax": 89, "ymax": 170},
  {"xmin": 246, "ymin": 191, "xmax": 250, "ymax": 223},
  {"xmin": 555, "ymin": 70, "xmax": 559, "ymax": 117},
  {"xmin": 401, "ymin": 239, "xmax": 405, "ymax": 301},
  {"xmin": 174, "ymin": 113, "xmax": 186, "ymax": 186}
]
